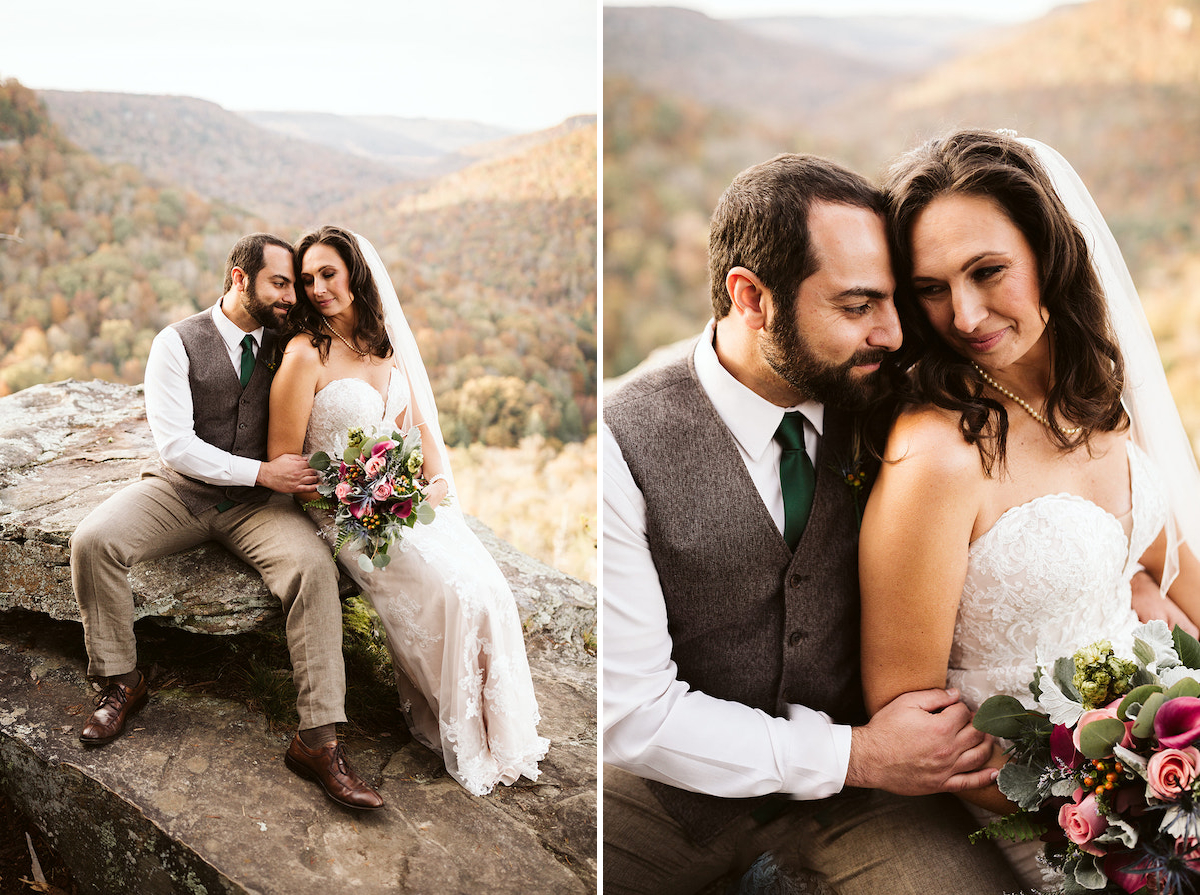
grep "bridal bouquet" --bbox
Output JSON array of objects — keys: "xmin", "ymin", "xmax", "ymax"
[
  {"xmin": 308, "ymin": 427, "xmax": 435, "ymax": 573},
  {"xmin": 972, "ymin": 621, "xmax": 1200, "ymax": 894}
]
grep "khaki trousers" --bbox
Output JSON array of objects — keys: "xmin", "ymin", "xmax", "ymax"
[
  {"xmin": 603, "ymin": 765, "xmax": 1025, "ymax": 895},
  {"xmin": 70, "ymin": 475, "xmax": 346, "ymax": 729}
]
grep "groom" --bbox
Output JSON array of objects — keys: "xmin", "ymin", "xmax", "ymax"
[
  {"xmin": 70, "ymin": 232, "xmax": 383, "ymax": 810},
  {"xmin": 603, "ymin": 155, "xmax": 1022, "ymax": 892}
]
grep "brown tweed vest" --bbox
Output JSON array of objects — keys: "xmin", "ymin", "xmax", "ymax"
[
  {"xmin": 149, "ymin": 309, "xmax": 276, "ymax": 514},
  {"xmin": 604, "ymin": 350, "xmax": 868, "ymax": 844}
]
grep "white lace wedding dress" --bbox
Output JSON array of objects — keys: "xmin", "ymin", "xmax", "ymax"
[
  {"xmin": 947, "ymin": 438, "xmax": 1169, "ymax": 889},
  {"xmin": 302, "ymin": 371, "xmax": 550, "ymax": 796}
]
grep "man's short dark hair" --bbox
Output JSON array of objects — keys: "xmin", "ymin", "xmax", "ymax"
[
  {"xmin": 223, "ymin": 232, "xmax": 294, "ymax": 294},
  {"xmin": 708, "ymin": 154, "xmax": 884, "ymax": 320}
]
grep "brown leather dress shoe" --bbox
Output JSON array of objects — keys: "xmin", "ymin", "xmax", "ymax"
[
  {"xmin": 79, "ymin": 673, "xmax": 149, "ymax": 746},
  {"xmin": 285, "ymin": 734, "xmax": 385, "ymax": 810}
]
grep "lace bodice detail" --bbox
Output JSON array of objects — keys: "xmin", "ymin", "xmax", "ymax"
[
  {"xmin": 303, "ymin": 371, "xmax": 408, "ymax": 459},
  {"xmin": 949, "ymin": 441, "xmax": 1169, "ymax": 711}
]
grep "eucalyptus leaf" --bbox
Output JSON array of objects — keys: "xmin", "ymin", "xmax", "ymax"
[
  {"xmin": 343, "ymin": 444, "xmax": 362, "ymax": 464},
  {"xmin": 309, "ymin": 451, "xmax": 330, "ymax": 471},
  {"xmin": 1132, "ymin": 691, "xmax": 1167, "ymax": 739},
  {"xmin": 415, "ymin": 502, "xmax": 436, "ymax": 525},
  {"xmin": 1118, "ymin": 683, "xmax": 1164, "ymax": 720},
  {"xmin": 972, "ymin": 695, "xmax": 1030, "ymax": 738},
  {"xmin": 372, "ymin": 551, "xmax": 390, "ymax": 569},
  {"xmin": 357, "ymin": 553, "xmax": 375, "ymax": 573},
  {"xmin": 1174, "ymin": 626, "xmax": 1200, "ymax": 669},
  {"xmin": 1078, "ymin": 717, "xmax": 1127, "ymax": 759},
  {"xmin": 1167, "ymin": 675, "xmax": 1200, "ymax": 699}
]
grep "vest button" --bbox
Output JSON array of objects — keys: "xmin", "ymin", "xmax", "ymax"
[
  {"xmin": 788, "ymin": 573, "xmax": 805, "ymax": 588},
  {"xmin": 238, "ymin": 423, "xmax": 246, "ymax": 429},
  {"xmin": 788, "ymin": 630, "xmax": 803, "ymax": 647}
]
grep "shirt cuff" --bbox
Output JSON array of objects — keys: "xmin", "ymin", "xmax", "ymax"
[
  {"xmin": 230, "ymin": 456, "xmax": 262, "ymax": 489},
  {"xmin": 781, "ymin": 704, "xmax": 852, "ymax": 800}
]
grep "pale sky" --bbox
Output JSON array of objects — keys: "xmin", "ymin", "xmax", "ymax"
[
  {"xmin": 605, "ymin": 0, "xmax": 1078, "ymax": 23},
  {"xmin": 0, "ymin": 0, "xmax": 598, "ymax": 133}
]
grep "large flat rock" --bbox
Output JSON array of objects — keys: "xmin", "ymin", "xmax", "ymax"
[{"xmin": 0, "ymin": 380, "xmax": 597, "ymax": 893}]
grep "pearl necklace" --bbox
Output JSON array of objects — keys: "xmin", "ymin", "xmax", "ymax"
[
  {"xmin": 323, "ymin": 318, "xmax": 369, "ymax": 357},
  {"xmin": 970, "ymin": 362, "xmax": 1082, "ymax": 435}
]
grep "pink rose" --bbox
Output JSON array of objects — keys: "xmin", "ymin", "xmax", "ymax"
[
  {"xmin": 1147, "ymin": 746, "xmax": 1200, "ymax": 800},
  {"xmin": 371, "ymin": 481, "xmax": 393, "ymax": 501},
  {"xmin": 335, "ymin": 482, "xmax": 352, "ymax": 502},
  {"xmin": 1058, "ymin": 788, "xmax": 1107, "ymax": 856},
  {"xmin": 1155, "ymin": 696, "xmax": 1200, "ymax": 749},
  {"xmin": 1074, "ymin": 698, "xmax": 1133, "ymax": 753},
  {"xmin": 363, "ymin": 455, "xmax": 386, "ymax": 477}
]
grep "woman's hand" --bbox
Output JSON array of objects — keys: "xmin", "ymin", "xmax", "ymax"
[{"xmin": 422, "ymin": 477, "xmax": 449, "ymax": 509}]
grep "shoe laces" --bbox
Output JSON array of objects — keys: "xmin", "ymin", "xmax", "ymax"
[
  {"xmin": 93, "ymin": 681, "xmax": 130, "ymax": 709},
  {"xmin": 331, "ymin": 741, "xmax": 350, "ymax": 775}
]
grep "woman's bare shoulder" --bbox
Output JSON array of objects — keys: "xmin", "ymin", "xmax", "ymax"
[
  {"xmin": 884, "ymin": 403, "xmax": 982, "ymax": 482},
  {"xmin": 280, "ymin": 332, "xmax": 321, "ymax": 364}
]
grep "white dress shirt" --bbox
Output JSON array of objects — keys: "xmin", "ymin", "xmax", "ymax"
[
  {"xmin": 602, "ymin": 320, "xmax": 852, "ymax": 799},
  {"xmin": 143, "ymin": 302, "xmax": 263, "ymax": 487}
]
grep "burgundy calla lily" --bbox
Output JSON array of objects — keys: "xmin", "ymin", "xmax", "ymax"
[
  {"xmin": 1103, "ymin": 851, "xmax": 1148, "ymax": 894},
  {"xmin": 1050, "ymin": 723, "xmax": 1084, "ymax": 770},
  {"xmin": 1154, "ymin": 696, "xmax": 1200, "ymax": 749}
]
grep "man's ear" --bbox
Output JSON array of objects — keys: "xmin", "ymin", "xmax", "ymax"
[
  {"xmin": 230, "ymin": 266, "xmax": 248, "ymax": 293},
  {"xmin": 726, "ymin": 267, "xmax": 772, "ymax": 332}
]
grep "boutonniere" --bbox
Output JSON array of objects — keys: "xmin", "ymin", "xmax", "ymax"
[
  {"xmin": 832, "ymin": 428, "xmax": 873, "ymax": 529},
  {"xmin": 838, "ymin": 459, "xmax": 869, "ymax": 528}
]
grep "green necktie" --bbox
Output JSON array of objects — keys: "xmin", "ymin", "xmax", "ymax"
[
  {"xmin": 775, "ymin": 411, "xmax": 815, "ymax": 550},
  {"xmin": 239, "ymin": 334, "xmax": 256, "ymax": 388}
]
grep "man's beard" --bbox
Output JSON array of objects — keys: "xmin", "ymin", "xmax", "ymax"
[
  {"xmin": 242, "ymin": 277, "xmax": 285, "ymax": 329},
  {"xmin": 762, "ymin": 315, "xmax": 891, "ymax": 410}
]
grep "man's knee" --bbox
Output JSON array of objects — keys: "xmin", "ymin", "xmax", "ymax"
[{"xmin": 70, "ymin": 506, "xmax": 122, "ymax": 568}]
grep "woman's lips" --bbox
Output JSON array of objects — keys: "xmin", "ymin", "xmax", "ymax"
[{"xmin": 962, "ymin": 328, "xmax": 1007, "ymax": 353}]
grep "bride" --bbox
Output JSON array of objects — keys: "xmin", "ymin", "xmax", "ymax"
[
  {"xmin": 268, "ymin": 224, "xmax": 549, "ymax": 796},
  {"xmin": 859, "ymin": 130, "xmax": 1200, "ymax": 888}
]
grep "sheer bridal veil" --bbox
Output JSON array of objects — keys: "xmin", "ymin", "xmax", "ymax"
[
  {"xmin": 1021, "ymin": 136, "xmax": 1200, "ymax": 591},
  {"xmin": 353, "ymin": 232, "xmax": 456, "ymax": 496}
]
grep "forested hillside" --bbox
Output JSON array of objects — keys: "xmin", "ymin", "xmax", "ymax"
[
  {"xmin": 0, "ymin": 80, "xmax": 262, "ymax": 394},
  {"xmin": 324, "ymin": 121, "xmax": 598, "ymax": 448},
  {"xmin": 39, "ymin": 90, "xmax": 413, "ymax": 223}
]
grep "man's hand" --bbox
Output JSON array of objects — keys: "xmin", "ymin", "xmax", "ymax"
[
  {"xmin": 845, "ymin": 688, "xmax": 998, "ymax": 796},
  {"xmin": 1130, "ymin": 569, "xmax": 1198, "ymax": 637},
  {"xmin": 257, "ymin": 454, "xmax": 320, "ymax": 494}
]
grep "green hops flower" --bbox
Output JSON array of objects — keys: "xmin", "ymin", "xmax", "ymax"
[
  {"xmin": 1072, "ymin": 640, "xmax": 1136, "ymax": 710},
  {"xmin": 407, "ymin": 450, "xmax": 424, "ymax": 475}
]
